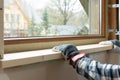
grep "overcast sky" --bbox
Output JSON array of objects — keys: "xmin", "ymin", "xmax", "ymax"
[
  {"xmin": 24, "ymin": 0, "xmax": 50, "ymax": 10},
  {"xmin": 24, "ymin": 0, "xmax": 83, "ymax": 13}
]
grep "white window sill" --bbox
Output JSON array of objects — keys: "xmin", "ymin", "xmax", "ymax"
[{"xmin": 0, "ymin": 44, "xmax": 112, "ymax": 68}]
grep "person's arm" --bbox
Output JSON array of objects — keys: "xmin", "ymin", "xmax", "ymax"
[
  {"xmin": 72, "ymin": 56, "xmax": 120, "ymax": 80},
  {"xmin": 53, "ymin": 44, "xmax": 120, "ymax": 80}
]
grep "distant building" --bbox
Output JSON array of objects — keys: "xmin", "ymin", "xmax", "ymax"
[{"xmin": 4, "ymin": 0, "xmax": 31, "ymax": 37}]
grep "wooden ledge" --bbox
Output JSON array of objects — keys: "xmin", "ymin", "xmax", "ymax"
[{"xmin": 0, "ymin": 44, "xmax": 112, "ymax": 68}]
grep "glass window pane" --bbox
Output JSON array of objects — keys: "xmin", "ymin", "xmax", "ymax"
[{"xmin": 4, "ymin": 0, "xmax": 102, "ymax": 38}]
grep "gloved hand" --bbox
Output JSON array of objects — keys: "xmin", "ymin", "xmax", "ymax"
[
  {"xmin": 52, "ymin": 44, "xmax": 79, "ymax": 60},
  {"xmin": 110, "ymin": 39, "xmax": 120, "ymax": 47},
  {"xmin": 53, "ymin": 44, "xmax": 85, "ymax": 68}
]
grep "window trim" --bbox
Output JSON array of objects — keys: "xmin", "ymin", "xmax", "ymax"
[
  {"xmin": 2, "ymin": 44, "xmax": 112, "ymax": 68},
  {"xmin": 4, "ymin": 35, "xmax": 105, "ymax": 45},
  {"xmin": 4, "ymin": 0, "xmax": 106, "ymax": 45}
]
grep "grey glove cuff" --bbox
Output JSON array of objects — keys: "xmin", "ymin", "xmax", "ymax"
[{"xmin": 52, "ymin": 44, "xmax": 79, "ymax": 60}]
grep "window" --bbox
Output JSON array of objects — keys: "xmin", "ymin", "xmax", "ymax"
[
  {"xmin": 5, "ymin": 14, "xmax": 9, "ymax": 22},
  {"xmin": 17, "ymin": 14, "xmax": 20, "ymax": 23},
  {"xmin": 11, "ymin": 14, "xmax": 15, "ymax": 22},
  {"xmin": 4, "ymin": 0, "xmax": 106, "ymax": 45}
]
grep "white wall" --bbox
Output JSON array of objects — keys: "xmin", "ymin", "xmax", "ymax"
[
  {"xmin": 3, "ymin": 51, "xmax": 108, "ymax": 80},
  {"xmin": 106, "ymin": 51, "xmax": 120, "ymax": 65},
  {"xmin": 3, "ymin": 50, "xmax": 120, "ymax": 80},
  {"xmin": 4, "ymin": 59, "xmax": 87, "ymax": 80}
]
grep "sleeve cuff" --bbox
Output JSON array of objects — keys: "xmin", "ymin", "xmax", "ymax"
[{"xmin": 71, "ymin": 53, "xmax": 85, "ymax": 67}]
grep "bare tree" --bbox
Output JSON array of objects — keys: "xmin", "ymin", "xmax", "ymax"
[{"xmin": 50, "ymin": 0, "xmax": 79, "ymax": 25}]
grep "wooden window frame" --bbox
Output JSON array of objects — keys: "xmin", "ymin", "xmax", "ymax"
[
  {"xmin": 4, "ymin": 0, "xmax": 106, "ymax": 45},
  {"xmin": 108, "ymin": 0, "xmax": 118, "ymax": 40}
]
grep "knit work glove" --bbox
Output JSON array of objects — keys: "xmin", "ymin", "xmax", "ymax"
[
  {"xmin": 52, "ymin": 44, "xmax": 85, "ymax": 68},
  {"xmin": 53, "ymin": 44, "xmax": 79, "ymax": 60},
  {"xmin": 108, "ymin": 40, "xmax": 120, "ymax": 53},
  {"xmin": 111, "ymin": 39, "xmax": 120, "ymax": 47}
]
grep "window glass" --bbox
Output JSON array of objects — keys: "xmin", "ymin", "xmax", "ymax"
[
  {"xmin": 5, "ymin": 14, "xmax": 9, "ymax": 22},
  {"xmin": 4, "ymin": 0, "xmax": 102, "ymax": 38}
]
